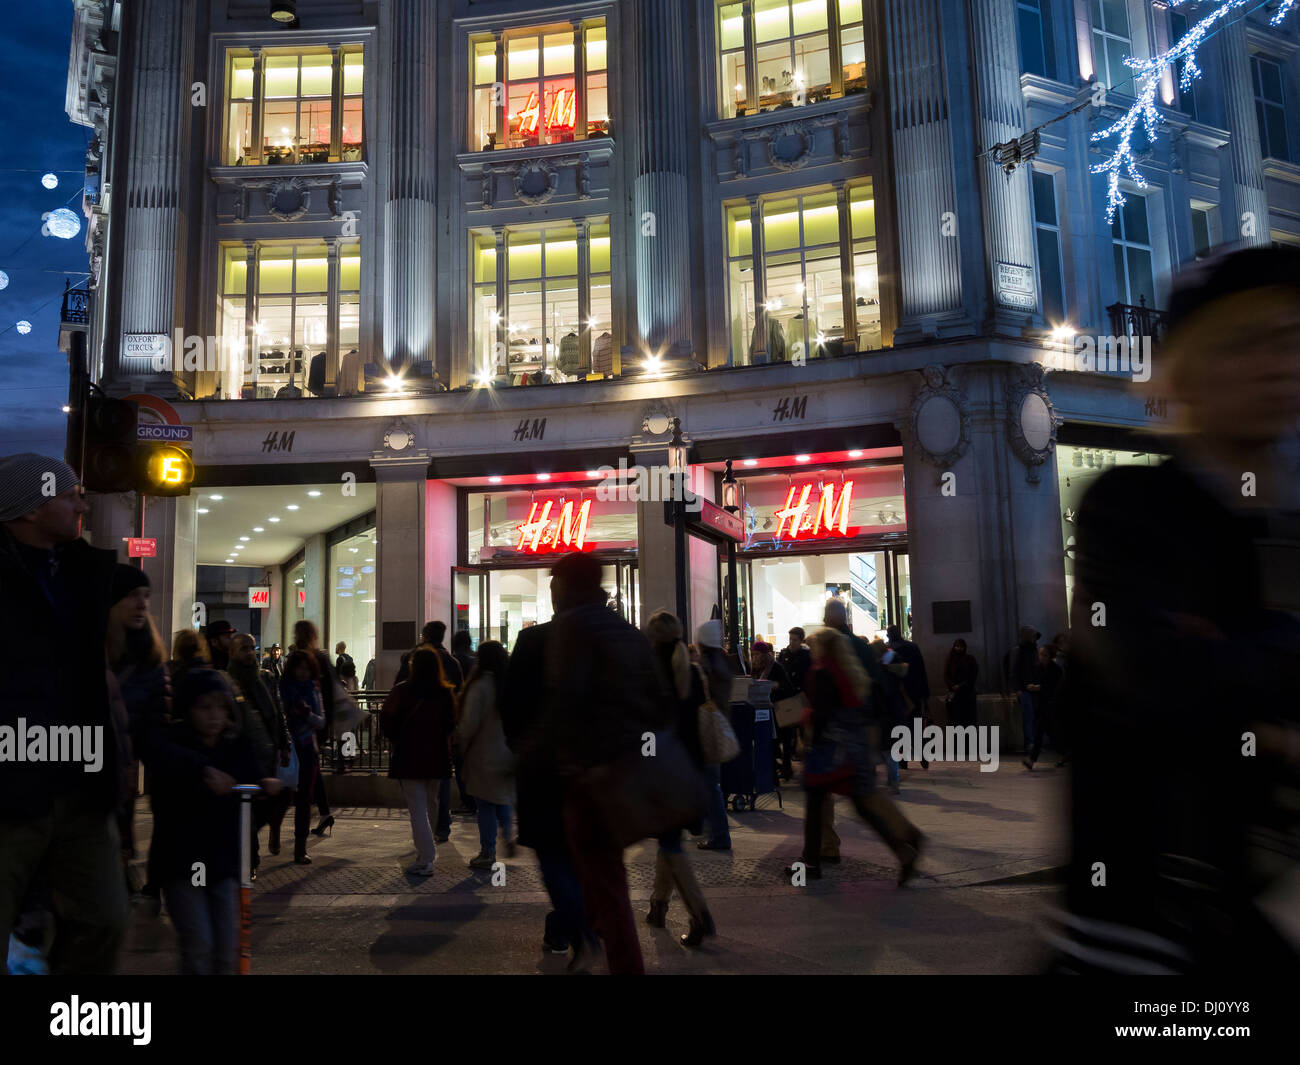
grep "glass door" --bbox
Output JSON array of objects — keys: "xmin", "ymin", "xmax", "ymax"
[
  {"xmin": 612, "ymin": 560, "xmax": 640, "ymax": 627},
  {"xmin": 891, "ymin": 550, "xmax": 913, "ymax": 638},
  {"xmin": 452, "ymin": 566, "xmax": 488, "ymax": 649}
]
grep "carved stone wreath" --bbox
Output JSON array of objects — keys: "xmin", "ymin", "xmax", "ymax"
[
  {"xmin": 513, "ymin": 159, "xmax": 561, "ymax": 206},
  {"xmin": 903, "ymin": 364, "xmax": 972, "ymax": 473},
  {"xmin": 265, "ymin": 178, "xmax": 311, "ymax": 221},
  {"xmin": 766, "ymin": 121, "xmax": 814, "ymax": 171},
  {"xmin": 1005, "ymin": 363, "xmax": 1061, "ymax": 484}
]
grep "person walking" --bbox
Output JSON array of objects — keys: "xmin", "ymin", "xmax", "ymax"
[
  {"xmin": 228, "ymin": 634, "xmax": 293, "ymax": 874},
  {"xmin": 291, "ymin": 620, "xmax": 337, "ymax": 837},
  {"xmin": 105, "ymin": 565, "xmax": 170, "ymax": 900},
  {"xmin": 775, "ymin": 627, "xmax": 811, "ymax": 781},
  {"xmin": 450, "ymin": 629, "xmax": 476, "ymax": 687},
  {"xmin": 887, "ymin": 624, "xmax": 931, "ymax": 770},
  {"xmin": 1010, "ymin": 626, "xmax": 1043, "ymax": 762},
  {"xmin": 943, "ymin": 638, "xmax": 979, "ymax": 729},
  {"xmin": 502, "ymin": 615, "xmax": 597, "ymax": 966},
  {"xmin": 547, "ymin": 553, "xmax": 671, "ymax": 975},
  {"xmin": 261, "ymin": 643, "xmax": 284, "ymax": 680},
  {"xmin": 396, "ymin": 621, "xmax": 470, "ymax": 827},
  {"xmin": 1024, "ymin": 644, "xmax": 1063, "ymax": 769},
  {"xmin": 751, "ymin": 639, "xmax": 795, "ymax": 786},
  {"xmin": 381, "ymin": 649, "xmax": 456, "ymax": 875},
  {"xmin": 786, "ymin": 628, "xmax": 924, "ymax": 885},
  {"xmin": 168, "ymin": 629, "xmax": 212, "ymax": 692},
  {"xmin": 454, "ymin": 641, "xmax": 515, "ymax": 870},
  {"xmin": 279, "ymin": 650, "xmax": 326, "ymax": 864},
  {"xmin": 205, "ymin": 619, "xmax": 235, "ymax": 672},
  {"xmin": 694, "ymin": 620, "xmax": 734, "ymax": 852},
  {"xmin": 148, "ymin": 669, "xmax": 282, "ymax": 973},
  {"xmin": 334, "ymin": 641, "xmax": 358, "ymax": 693},
  {"xmin": 644, "ymin": 611, "xmax": 717, "ymax": 948},
  {"xmin": 0, "ymin": 454, "xmax": 128, "ymax": 975}
]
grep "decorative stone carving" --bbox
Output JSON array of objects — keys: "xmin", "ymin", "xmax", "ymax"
[
  {"xmin": 329, "ymin": 180, "xmax": 343, "ymax": 218},
  {"xmin": 1005, "ymin": 363, "xmax": 1060, "ymax": 483},
  {"xmin": 513, "ymin": 159, "xmax": 560, "ymax": 205},
  {"xmin": 639, "ymin": 400, "xmax": 678, "ymax": 438},
  {"xmin": 383, "ymin": 421, "xmax": 417, "ymax": 453},
  {"xmin": 904, "ymin": 364, "xmax": 971, "ymax": 473},
  {"xmin": 265, "ymin": 177, "xmax": 310, "ymax": 221},
  {"xmin": 766, "ymin": 121, "xmax": 814, "ymax": 171}
]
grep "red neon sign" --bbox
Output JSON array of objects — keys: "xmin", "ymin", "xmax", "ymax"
[
  {"xmin": 515, "ymin": 498, "xmax": 593, "ymax": 553},
  {"xmin": 514, "ymin": 87, "xmax": 576, "ymax": 136},
  {"xmin": 773, "ymin": 481, "xmax": 855, "ymax": 540}
]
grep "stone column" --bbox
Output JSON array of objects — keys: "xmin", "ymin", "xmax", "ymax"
[
  {"xmin": 632, "ymin": 440, "xmax": 680, "ymax": 623},
  {"xmin": 1219, "ymin": 17, "xmax": 1269, "ymax": 247},
  {"xmin": 632, "ymin": 0, "xmax": 695, "ymax": 363},
  {"xmin": 382, "ymin": 0, "xmax": 438, "ymax": 374},
  {"xmin": 969, "ymin": 0, "xmax": 1038, "ymax": 331},
  {"xmin": 113, "ymin": 0, "xmax": 194, "ymax": 393},
  {"xmin": 141, "ymin": 494, "xmax": 197, "ymax": 650},
  {"xmin": 881, "ymin": 0, "xmax": 974, "ymax": 340},
  {"xmin": 371, "ymin": 455, "xmax": 432, "ymax": 688}
]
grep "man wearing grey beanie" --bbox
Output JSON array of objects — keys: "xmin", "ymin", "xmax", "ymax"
[{"xmin": 0, "ymin": 452, "xmax": 129, "ymax": 974}]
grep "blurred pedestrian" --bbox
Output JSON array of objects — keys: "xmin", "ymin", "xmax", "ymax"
[
  {"xmin": 205, "ymin": 619, "xmax": 235, "ymax": 671},
  {"xmin": 887, "ymin": 623, "xmax": 930, "ymax": 770},
  {"xmin": 775, "ymin": 627, "xmax": 811, "ymax": 780},
  {"xmin": 1023, "ymin": 644, "xmax": 1062, "ymax": 770},
  {"xmin": 455, "ymin": 641, "xmax": 515, "ymax": 870},
  {"xmin": 280, "ymin": 649, "xmax": 325, "ymax": 864},
  {"xmin": 694, "ymin": 619, "xmax": 734, "ymax": 852},
  {"xmin": 0, "ymin": 453, "xmax": 128, "ymax": 975},
  {"xmin": 292, "ymin": 620, "xmax": 336, "ymax": 837},
  {"xmin": 644, "ymin": 611, "xmax": 717, "ymax": 947},
  {"xmin": 396, "ymin": 621, "xmax": 470, "ymax": 825},
  {"xmin": 381, "ymin": 649, "xmax": 456, "ymax": 875},
  {"xmin": 149, "ymin": 669, "xmax": 282, "ymax": 973},
  {"xmin": 1011, "ymin": 626, "xmax": 1043, "ymax": 761},
  {"xmin": 169, "ymin": 628, "xmax": 211, "ymax": 692},
  {"xmin": 450, "ymin": 629, "xmax": 476, "ymax": 686}
]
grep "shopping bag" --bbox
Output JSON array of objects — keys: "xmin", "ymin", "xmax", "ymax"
[
  {"xmin": 774, "ymin": 692, "xmax": 808, "ymax": 729},
  {"xmin": 698, "ymin": 700, "xmax": 740, "ymax": 765},
  {"xmin": 275, "ymin": 745, "xmax": 300, "ymax": 789}
]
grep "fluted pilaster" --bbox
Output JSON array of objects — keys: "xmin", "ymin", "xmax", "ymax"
[
  {"xmin": 633, "ymin": 0, "xmax": 693, "ymax": 358},
  {"xmin": 1219, "ymin": 18, "xmax": 1269, "ymax": 246},
  {"xmin": 383, "ymin": 0, "xmax": 437, "ymax": 371}
]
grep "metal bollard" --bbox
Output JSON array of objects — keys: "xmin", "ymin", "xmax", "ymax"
[{"xmin": 233, "ymin": 784, "xmax": 262, "ymax": 976}]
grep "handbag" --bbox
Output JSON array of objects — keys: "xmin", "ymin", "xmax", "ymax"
[
  {"xmin": 698, "ymin": 699, "xmax": 740, "ymax": 765},
  {"xmin": 802, "ymin": 736, "xmax": 857, "ymax": 793},
  {"xmin": 275, "ymin": 744, "xmax": 299, "ymax": 789},
  {"xmin": 568, "ymin": 730, "xmax": 710, "ymax": 849},
  {"xmin": 774, "ymin": 692, "xmax": 808, "ymax": 729}
]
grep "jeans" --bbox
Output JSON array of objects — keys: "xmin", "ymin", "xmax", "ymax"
[
  {"xmin": 1018, "ymin": 691, "xmax": 1036, "ymax": 755},
  {"xmin": 704, "ymin": 764, "xmax": 731, "ymax": 847},
  {"xmin": 537, "ymin": 849, "xmax": 593, "ymax": 952},
  {"xmin": 0, "ymin": 794, "xmax": 129, "ymax": 975},
  {"xmin": 563, "ymin": 793, "xmax": 643, "ymax": 974},
  {"xmin": 400, "ymin": 778, "xmax": 443, "ymax": 865},
  {"xmin": 475, "ymin": 801, "xmax": 512, "ymax": 858},
  {"xmin": 163, "ymin": 875, "xmax": 238, "ymax": 975},
  {"xmin": 293, "ymin": 742, "xmax": 320, "ymax": 853},
  {"xmin": 452, "ymin": 746, "xmax": 475, "ymax": 811}
]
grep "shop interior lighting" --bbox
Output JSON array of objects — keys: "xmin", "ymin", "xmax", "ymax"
[
  {"xmin": 743, "ymin": 459, "xmax": 758, "ymax": 467},
  {"xmin": 489, "ymin": 476, "xmax": 503, "ymax": 484},
  {"xmin": 848, "ymin": 450, "xmax": 863, "ymax": 458},
  {"xmin": 197, "ymin": 508, "xmax": 209, "ymax": 515},
  {"xmin": 795, "ymin": 454, "xmax": 811, "ymax": 463},
  {"xmin": 286, "ymin": 504, "xmax": 299, "ymax": 510},
  {"xmin": 269, "ymin": 516, "xmax": 280, "ymax": 523},
  {"xmin": 253, "ymin": 526, "xmax": 264, "ymax": 532},
  {"xmin": 537, "ymin": 473, "xmax": 551, "ymax": 481},
  {"xmin": 307, "ymin": 490, "xmax": 322, "ymax": 497},
  {"xmin": 209, "ymin": 494, "xmax": 223, "ymax": 501}
]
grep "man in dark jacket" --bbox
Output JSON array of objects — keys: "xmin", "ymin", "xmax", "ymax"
[
  {"xmin": 0, "ymin": 453, "xmax": 128, "ymax": 974},
  {"xmin": 205, "ymin": 619, "xmax": 235, "ymax": 671},
  {"xmin": 887, "ymin": 623, "xmax": 931, "ymax": 769},
  {"xmin": 1010, "ymin": 626, "xmax": 1043, "ymax": 758},
  {"xmin": 229, "ymin": 634, "xmax": 293, "ymax": 872},
  {"xmin": 775, "ymin": 627, "xmax": 811, "ymax": 781},
  {"xmin": 544, "ymin": 553, "xmax": 671, "ymax": 975}
]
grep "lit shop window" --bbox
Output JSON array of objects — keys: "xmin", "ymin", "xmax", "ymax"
[
  {"xmin": 718, "ymin": 0, "xmax": 866, "ymax": 119},
  {"xmin": 225, "ymin": 46, "xmax": 364, "ymax": 166},
  {"xmin": 725, "ymin": 184, "xmax": 879, "ymax": 365},
  {"xmin": 329, "ymin": 528, "xmax": 377, "ymax": 670},
  {"xmin": 216, "ymin": 241, "xmax": 361, "ymax": 399},
  {"xmin": 470, "ymin": 220, "xmax": 613, "ymax": 386},
  {"xmin": 470, "ymin": 21, "xmax": 610, "ymax": 152}
]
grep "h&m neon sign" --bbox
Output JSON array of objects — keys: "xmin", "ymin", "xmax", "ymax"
[
  {"xmin": 773, "ymin": 480, "xmax": 855, "ymax": 540},
  {"xmin": 515, "ymin": 88, "xmax": 576, "ymax": 136},
  {"xmin": 516, "ymin": 498, "xmax": 593, "ymax": 553}
]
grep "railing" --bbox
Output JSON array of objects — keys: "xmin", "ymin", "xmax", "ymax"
[
  {"xmin": 1106, "ymin": 296, "xmax": 1168, "ymax": 344},
  {"xmin": 319, "ymin": 690, "xmax": 392, "ymax": 775},
  {"xmin": 61, "ymin": 281, "xmax": 90, "ymax": 326}
]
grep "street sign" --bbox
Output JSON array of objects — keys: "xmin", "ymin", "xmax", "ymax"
[
  {"xmin": 137, "ymin": 423, "xmax": 193, "ymax": 443},
  {"xmin": 687, "ymin": 498, "xmax": 744, "ymax": 543},
  {"xmin": 248, "ymin": 586, "xmax": 271, "ymax": 608},
  {"xmin": 127, "ymin": 538, "xmax": 157, "ymax": 558}
]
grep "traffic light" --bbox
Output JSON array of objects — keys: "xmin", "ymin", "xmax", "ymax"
[
  {"xmin": 82, "ymin": 396, "xmax": 138, "ymax": 493},
  {"xmin": 139, "ymin": 444, "xmax": 194, "ymax": 496}
]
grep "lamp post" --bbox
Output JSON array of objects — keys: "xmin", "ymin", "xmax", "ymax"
[
  {"xmin": 668, "ymin": 418, "xmax": 689, "ymax": 625},
  {"xmin": 721, "ymin": 459, "xmax": 742, "ymax": 655}
]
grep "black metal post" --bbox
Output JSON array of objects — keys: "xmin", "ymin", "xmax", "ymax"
[
  {"xmin": 673, "ymin": 483, "xmax": 688, "ymax": 626},
  {"xmin": 65, "ymin": 328, "xmax": 88, "ymax": 474}
]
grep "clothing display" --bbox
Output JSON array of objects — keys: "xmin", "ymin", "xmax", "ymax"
[
  {"xmin": 591, "ymin": 331, "xmax": 614, "ymax": 376},
  {"xmin": 556, "ymin": 332, "xmax": 586, "ymax": 378},
  {"xmin": 338, "ymin": 348, "xmax": 363, "ymax": 396},
  {"xmin": 750, "ymin": 315, "xmax": 786, "ymax": 364},
  {"xmin": 307, "ymin": 352, "xmax": 326, "ymax": 396}
]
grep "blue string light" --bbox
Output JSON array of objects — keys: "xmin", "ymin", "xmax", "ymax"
[{"xmin": 1090, "ymin": 0, "xmax": 1296, "ymax": 223}]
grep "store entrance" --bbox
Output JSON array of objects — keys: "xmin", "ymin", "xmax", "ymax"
[
  {"xmin": 452, "ymin": 560, "xmax": 638, "ymax": 650},
  {"xmin": 735, "ymin": 547, "xmax": 911, "ymax": 648}
]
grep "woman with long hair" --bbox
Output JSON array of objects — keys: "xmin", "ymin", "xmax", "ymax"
[
  {"xmin": 279, "ymin": 649, "xmax": 325, "ymax": 864},
  {"xmin": 793, "ymin": 627, "xmax": 923, "ymax": 885},
  {"xmin": 644, "ymin": 611, "xmax": 717, "ymax": 947},
  {"xmin": 168, "ymin": 628, "xmax": 211, "ymax": 693},
  {"xmin": 454, "ymin": 641, "xmax": 516, "ymax": 870},
  {"xmin": 106, "ymin": 565, "xmax": 170, "ymax": 902},
  {"xmin": 381, "ymin": 649, "xmax": 456, "ymax": 875}
]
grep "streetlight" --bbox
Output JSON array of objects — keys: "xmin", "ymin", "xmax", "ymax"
[
  {"xmin": 668, "ymin": 418, "xmax": 689, "ymax": 624},
  {"xmin": 721, "ymin": 459, "xmax": 742, "ymax": 654}
]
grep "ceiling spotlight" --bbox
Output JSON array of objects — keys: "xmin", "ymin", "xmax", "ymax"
[
  {"xmin": 743, "ymin": 459, "xmax": 758, "ymax": 467},
  {"xmin": 239, "ymin": 536, "xmax": 250, "ymax": 541},
  {"xmin": 307, "ymin": 490, "xmax": 322, "ymax": 497},
  {"xmin": 209, "ymin": 495, "xmax": 223, "ymax": 501},
  {"xmin": 197, "ymin": 508, "xmax": 209, "ymax": 515},
  {"xmin": 795, "ymin": 454, "xmax": 811, "ymax": 463},
  {"xmin": 286, "ymin": 504, "xmax": 299, "ymax": 511},
  {"xmin": 270, "ymin": 0, "xmax": 297, "ymax": 23},
  {"xmin": 384, "ymin": 374, "xmax": 405, "ymax": 393},
  {"xmin": 269, "ymin": 516, "xmax": 281, "ymax": 523},
  {"xmin": 253, "ymin": 526, "xmax": 264, "ymax": 532},
  {"xmin": 489, "ymin": 475, "xmax": 503, "ymax": 484},
  {"xmin": 848, "ymin": 450, "xmax": 863, "ymax": 459},
  {"xmin": 537, "ymin": 473, "xmax": 551, "ymax": 482},
  {"xmin": 61, "ymin": 405, "xmax": 71, "ymax": 414}
]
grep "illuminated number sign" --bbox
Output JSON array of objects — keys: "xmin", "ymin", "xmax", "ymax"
[
  {"xmin": 141, "ymin": 444, "xmax": 194, "ymax": 497},
  {"xmin": 514, "ymin": 87, "xmax": 576, "ymax": 136},
  {"xmin": 515, "ymin": 498, "xmax": 593, "ymax": 553},
  {"xmin": 773, "ymin": 481, "xmax": 855, "ymax": 540}
]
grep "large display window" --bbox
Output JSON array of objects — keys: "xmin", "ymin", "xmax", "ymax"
[{"xmin": 328, "ymin": 527, "xmax": 377, "ymax": 673}]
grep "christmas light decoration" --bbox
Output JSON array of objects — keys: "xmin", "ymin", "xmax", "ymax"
[
  {"xmin": 16, "ymin": 320, "xmax": 31, "ymax": 335},
  {"xmin": 0, "ymin": 270, "xmax": 8, "ymax": 290},
  {"xmin": 43, "ymin": 207, "xmax": 81, "ymax": 239},
  {"xmin": 1091, "ymin": 1, "xmax": 1298, "ymax": 223},
  {"xmin": 41, "ymin": 173, "xmax": 58, "ymax": 189}
]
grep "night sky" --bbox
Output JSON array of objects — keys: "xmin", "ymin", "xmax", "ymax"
[{"xmin": 0, "ymin": 1, "xmax": 92, "ymax": 460}]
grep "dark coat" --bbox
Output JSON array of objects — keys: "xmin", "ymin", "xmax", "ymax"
[
  {"xmin": 381, "ymin": 681, "xmax": 454, "ymax": 780},
  {"xmin": 115, "ymin": 658, "xmax": 170, "ymax": 757},
  {"xmin": 1064, "ymin": 456, "xmax": 1300, "ymax": 970},
  {"xmin": 228, "ymin": 664, "xmax": 291, "ymax": 776},
  {"xmin": 776, "ymin": 644, "xmax": 811, "ymax": 693},
  {"xmin": 147, "ymin": 719, "xmax": 262, "ymax": 884},
  {"xmin": 889, "ymin": 636, "xmax": 930, "ymax": 706},
  {"xmin": 0, "ymin": 527, "xmax": 120, "ymax": 818},
  {"xmin": 394, "ymin": 643, "xmax": 464, "ymax": 691},
  {"xmin": 501, "ymin": 622, "xmax": 564, "ymax": 851}
]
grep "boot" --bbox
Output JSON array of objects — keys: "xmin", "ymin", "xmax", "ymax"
[
  {"xmin": 650, "ymin": 851, "xmax": 674, "ymax": 911},
  {"xmin": 664, "ymin": 852, "xmax": 714, "ymax": 944},
  {"xmin": 855, "ymin": 793, "xmax": 923, "ymax": 886},
  {"xmin": 645, "ymin": 900, "xmax": 668, "ymax": 927},
  {"xmin": 681, "ymin": 910, "xmax": 716, "ymax": 948},
  {"xmin": 268, "ymin": 821, "xmax": 281, "ymax": 856}
]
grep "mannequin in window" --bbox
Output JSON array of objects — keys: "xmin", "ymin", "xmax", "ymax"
[
  {"xmin": 307, "ymin": 352, "xmax": 326, "ymax": 396},
  {"xmin": 591, "ymin": 330, "xmax": 613, "ymax": 376},
  {"xmin": 556, "ymin": 330, "xmax": 585, "ymax": 379},
  {"xmin": 338, "ymin": 348, "xmax": 363, "ymax": 396},
  {"xmin": 785, "ymin": 313, "xmax": 806, "ymax": 362}
]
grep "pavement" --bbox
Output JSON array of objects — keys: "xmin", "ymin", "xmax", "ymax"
[{"xmin": 121, "ymin": 757, "xmax": 1070, "ymax": 974}]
